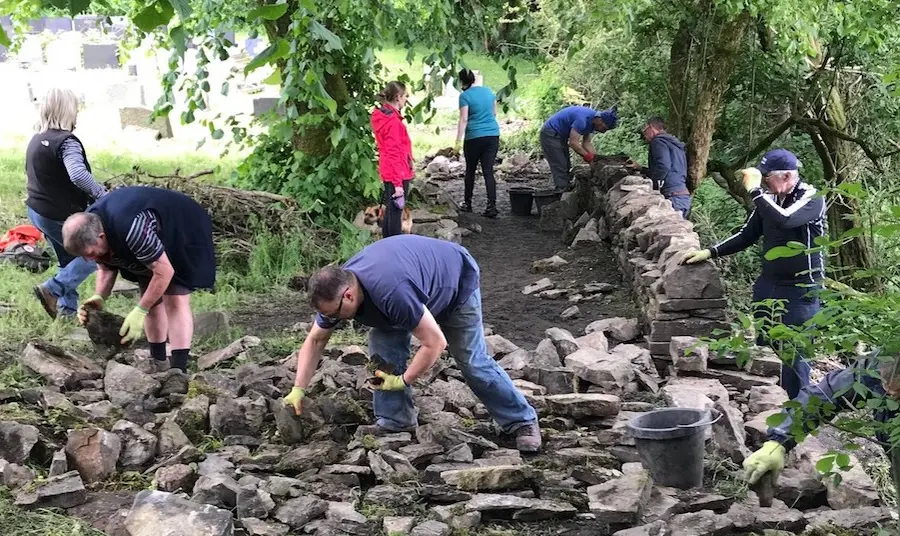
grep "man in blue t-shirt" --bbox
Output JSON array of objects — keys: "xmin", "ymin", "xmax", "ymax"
[
  {"xmin": 540, "ymin": 105, "xmax": 618, "ymax": 191},
  {"xmin": 282, "ymin": 235, "xmax": 541, "ymax": 452}
]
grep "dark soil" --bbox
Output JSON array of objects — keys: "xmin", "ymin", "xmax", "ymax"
[
  {"xmin": 453, "ymin": 178, "xmax": 638, "ymax": 349},
  {"xmin": 231, "ymin": 290, "xmax": 314, "ymax": 336}
]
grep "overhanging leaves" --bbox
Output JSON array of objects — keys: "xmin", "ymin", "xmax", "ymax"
[
  {"xmin": 133, "ymin": 1, "xmax": 176, "ymax": 33},
  {"xmin": 248, "ymin": 3, "xmax": 289, "ymax": 20},
  {"xmin": 244, "ymin": 38, "xmax": 290, "ymax": 75},
  {"xmin": 167, "ymin": 0, "xmax": 192, "ymax": 22},
  {"xmin": 309, "ymin": 20, "xmax": 343, "ymax": 51}
]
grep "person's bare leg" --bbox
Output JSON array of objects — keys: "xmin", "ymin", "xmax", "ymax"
[{"xmin": 164, "ymin": 294, "xmax": 193, "ymax": 372}]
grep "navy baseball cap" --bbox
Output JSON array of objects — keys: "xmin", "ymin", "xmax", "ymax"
[{"xmin": 757, "ymin": 149, "xmax": 800, "ymax": 174}]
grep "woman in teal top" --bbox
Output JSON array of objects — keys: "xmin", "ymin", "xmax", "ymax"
[{"xmin": 454, "ymin": 69, "xmax": 501, "ymax": 218}]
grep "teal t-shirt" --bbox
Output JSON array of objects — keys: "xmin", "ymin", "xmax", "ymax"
[{"xmin": 459, "ymin": 86, "xmax": 500, "ymax": 140}]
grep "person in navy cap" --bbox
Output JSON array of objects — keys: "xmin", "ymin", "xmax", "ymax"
[
  {"xmin": 540, "ymin": 105, "xmax": 618, "ymax": 192},
  {"xmin": 682, "ymin": 149, "xmax": 826, "ymax": 399}
]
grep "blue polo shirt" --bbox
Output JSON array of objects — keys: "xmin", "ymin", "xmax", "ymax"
[
  {"xmin": 315, "ymin": 235, "xmax": 480, "ymax": 331},
  {"xmin": 543, "ymin": 106, "xmax": 598, "ymax": 137},
  {"xmin": 459, "ymin": 86, "xmax": 500, "ymax": 140}
]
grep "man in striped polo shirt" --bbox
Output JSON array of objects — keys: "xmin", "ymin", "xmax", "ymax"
[{"xmin": 61, "ymin": 186, "xmax": 216, "ymax": 372}]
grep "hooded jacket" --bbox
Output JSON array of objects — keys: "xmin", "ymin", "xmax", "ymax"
[
  {"xmin": 648, "ymin": 133, "xmax": 688, "ymax": 196},
  {"xmin": 371, "ymin": 103, "xmax": 413, "ymax": 186}
]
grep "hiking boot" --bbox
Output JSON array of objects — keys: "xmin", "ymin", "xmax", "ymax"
[
  {"xmin": 459, "ymin": 202, "xmax": 473, "ymax": 213},
  {"xmin": 33, "ymin": 284, "xmax": 58, "ymax": 319},
  {"xmin": 482, "ymin": 206, "xmax": 499, "ymax": 219},
  {"xmin": 515, "ymin": 422, "xmax": 542, "ymax": 453}
]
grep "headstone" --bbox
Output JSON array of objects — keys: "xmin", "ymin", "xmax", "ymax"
[
  {"xmin": 74, "ymin": 15, "xmax": 102, "ymax": 32},
  {"xmin": 45, "ymin": 17, "xmax": 73, "ymax": 33},
  {"xmin": 119, "ymin": 107, "xmax": 174, "ymax": 138},
  {"xmin": 252, "ymin": 97, "xmax": 283, "ymax": 117},
  {"xmin": 83, "ymin": 43, "xmax": 119, "ymax": 69}
]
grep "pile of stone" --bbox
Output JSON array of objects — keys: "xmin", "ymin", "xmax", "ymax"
[{"xmin": 423, "ymin": 152, "xmax": 551, "ymax": 184}]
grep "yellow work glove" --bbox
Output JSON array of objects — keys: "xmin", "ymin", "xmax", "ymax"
[
  {"xmin": 119, "ymin": 305, "xmax": 148, "ymax": 344},
  {"xmin": 282, "ymin": 386, "xmax": 306, "ymax": 416},
  {"xmin": 743, "ymin": 440, "xmax": 786, "ymax": 485},
  {"xmin": 371, "ymin": 370, "xmax": 407, "ymax": 391},
  {"xmin": 77, "ymin": 294, "xmax": 105, "ymax": 325},
  {"xmin": 741, "ymin": 167, "xmax": 763, "ymax": 191},
  {"xmin": 683, "ymin": 249, "xmax": 712, "ymax": 265}
]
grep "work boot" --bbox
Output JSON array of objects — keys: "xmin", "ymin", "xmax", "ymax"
[
  {"xmin": 515, "ymin": 422, "xmax": 542, "ymax": 453},
  {"xmin": 33, "ymin": 284, "xmax": 58, "ymax": 319},
  {"xmin": 482, "ymin": 205, "xmax": 498, "ymax": 219},
  {"xmin": 459, "ymin": 202, "xmax": 473, "ymax": 213}
]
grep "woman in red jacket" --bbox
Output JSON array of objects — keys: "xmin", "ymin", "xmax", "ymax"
[{"xmin": 371, "ymin": 81, "xmax": 413, "ymax": 238}]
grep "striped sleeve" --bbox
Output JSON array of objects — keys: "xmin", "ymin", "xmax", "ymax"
[
  {"xmin": 125, "ymin": 210, "xmax": 165, "ymax": 264},
  {"xmin": 59, "ymin": 138, "xmax": 106, "ymax": 200}
]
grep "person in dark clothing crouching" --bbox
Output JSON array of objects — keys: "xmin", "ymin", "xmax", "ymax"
[
  {"xmin": 683, "ymin": 150, "xmax": 826, "ymax": 399},
  {"xmin": 62, "ymin": 186, "xmax": 216, "ymax": 372},
  {"xmin": 454, "ymin": 69, "xmax": 501, "ymax": 218},
  {"xmin": 640, "ymin": 116, "xmax": 691, "ymax": 218},
  {"xmin": 26, "ymin": 87, "xmax": 107, "ymax": 319}
]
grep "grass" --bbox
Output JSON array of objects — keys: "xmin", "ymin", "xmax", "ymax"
[
  {"xmin": 0, "ymin": 486, "xmax": 105, "ymax": 536},
  {"xmin": 703, "ymin": 454, "xmax": 749, "ymax": 501}
]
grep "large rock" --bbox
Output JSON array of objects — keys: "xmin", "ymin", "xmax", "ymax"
[
  {"xmin": 571, "ymin": 219, "xmax": 601, "ymax": 246},
  {"xmin": 585, "ymin": 317, "xmax": 640, "ymax": 342},
  {"xmin": 670, "ymin": 336, "xmax": 708, "ymax": 372},
  {"xmin": 526, "ymin": 366, "xmax": 577, "ymax": 395},
  {"xmin": 660, "ymin": 254, "xmax": 725, "ymax": 299},
  {"xmin": 174, "ymin": 394, "xmax": 211, "ymax": 442},
  {"xmin": 192, "ymin": 474, "xmax": 241, "ymax": 509},
  {"xmin": 325, "ymin": 501, "xmax": 369, "ymax": 534},
  {"xmin": 666, "ymin": 509, "xmax": 734, "ymax": 535},
  {"xmin": 19, "ymin": 342, "xmax": 103, "ymax": 388},
  {"xmin": 383, "ymin": 516, "xmax": 417, "ymax": 534},
  {"xmin": 726, "ymin": 499, "xmax": 806, "ymax": 533},
  {"xmin": 440, "ymin": 465, "xmax": 533, "ymax": 491},
  {"xmin": 748, "ymin": 385, "xmax": 788, "ymax": 414},
  {"xmin": 125, "ymin": 490, "xmax": 234, "ymax": 536},
  {"xmin": 14, "ymin": 470, "xmax": 87, "ymax": 508},
  {"xmin": 545, "ymin": 393, "xmax": 621, "ymax": 418},
  {"xmin": 512, "ymin": 499, "xmax": 578, "ymax": 521},
  {"xmin": 0, "ymin": 421, "xmax": 39, "ymax": 464},
  {"xmin": 428, "ymin": 378, "xmax": 479, "ymax": 410},
  {"xmin": 485, "ymin": 335, "xmax": 520, "ymax": 357},
  {"xmin": 523, "ymin": 278, "xmax": 554, "ymax": 295},
  {"xmin": 155, "ymin": 463, "xmax": 197, "ymax": 492},
  {"xmin": 790, "ymin": 436, "xmax": 880, "ymax": 509},
  {"xmin": 0, "ymin": 459, "xmax": 36, "ymax": 489},
  {"xmin": 711, "ymin": 402, "xmax": 751, "ymax": 464},
  {"xmin": 198, "ymin": 336, "xmax": 262, "ymax": 370},
  {"xmin": 158, "ymin": 418, "xmax": 192, "ymax": 456},
  {"xmin": 465, "ymin": 493, "xmax": 534, "ymax": 513},
  {"xmin": 410, "ymin": 520, "xmax": 451, "ymax": 536},
  {"xmin": 64, "ymin": 427, "xmax": 121, "ymax": 484},
  {"xmin": 365, "ymin": 483, "xmax": 420, "ymax": 507},
  {"xmin": 611, "ymin": 521, "xmax": 668, "ymax": 536},
  {"xmin": 565, "ymin": 348, "xmax": 634, "ymax": 391},
  {"xmin": 587, "ymin": 465, "xmax": 653, "ymax": 524},
  {"xmin": 661, "ymin": 377, "xmax": 728, "ymax": 411},
  {"xmin": 804, "ymin": 506, "xmax": 894, "ymax": 531},
  {"xmin": 274, "ymin": 495, "xmax": 328, "ymax": 528},
  {"xmin": 241, "ymin": 518, "xmax": 290, "ymax": 536},
  {"xmin": 774, "ymin": 468, "xmax": 827, "ymax": 510},
  {"xmin": 105, "ymin": 361, "xmax": 160, "ymax": 406},
  {"xmin": 275, "ymin": 441, "xmax": 342, "ymax": 474},
  {"xmin": 744, "ymin": 410, "xmax": 781, "ymax": 446},
  {"xmin": 210, "ymin": 396, "xmax": 267, "ymax": 437},
  {"xmin": 546, "ymin": 328, "xmax": 580, "ymax": 358},
  {"xmin": 112, "ymin": 419, "xmax": 158, "ymax": 468},
  {"xmin": 533, "ymin": 255, "xmax": 569, "ymax": 273},
  {"xmin": 575, "ymin": 331, "xmax": 609, "ymax": 353}
]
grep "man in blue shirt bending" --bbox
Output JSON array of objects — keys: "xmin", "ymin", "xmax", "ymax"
[
  {"xmin": 540, "ymin": 105, "xmax": 618, "ymax": 191},
  {"xmin": 282, "ymin": 235, "xmax": 542, "ymax": 452}
]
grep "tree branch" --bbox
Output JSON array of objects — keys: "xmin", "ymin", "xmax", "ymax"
[
  {"xmin": 795, "ymin": 117, "xmax": 886, "ymax": 171},
  {"xmin": 724, "ymin": 115, "xmax": 796, "ymax": 170}
]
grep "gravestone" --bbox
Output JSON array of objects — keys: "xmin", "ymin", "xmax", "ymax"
[
  {"xmin": 119, "ymin": 107, "xmax": 174, "ymax": 138},
  {"xmin": 44, "ymin": 17, "xmax": 73, "ymax": 33},
  {"xmin": 252, "ymin": 97, "xmax": 283, "ymax": 117},
  {"xmin": 83, "ymin": 43, "xmax": 119, "ymax": 69},
  {"xmin": 73, "ymin": 15, "xmax": 101, "ymax": 32}
]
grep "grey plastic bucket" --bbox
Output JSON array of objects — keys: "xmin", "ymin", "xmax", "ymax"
[{"xmin": 627, "ymin": 408, "xmax": 720, "ymax": 489}]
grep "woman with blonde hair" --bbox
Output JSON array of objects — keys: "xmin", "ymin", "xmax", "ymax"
[{"xmin": 25, "ymin": 88, "xmax": 106, "ymax": 319}]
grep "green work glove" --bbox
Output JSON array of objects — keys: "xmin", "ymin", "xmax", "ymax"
[
  {"xmin": 743, "ymin": 440, "xmax": 786, "ymax": 485},
  {"xmin": 683, "ymin": 249, "xmax": 712, "ymax": 265},
  {"xmin": 371, "ymin": 370, "xmax": 407, "ymax": 391},
  {"xmin": 282, "ymin": 386, "xmax": 306, "ymax": 416},
  {"xmin": 741, "ymin": 167, "xmax": 763, "ymax": 191},
  {"xmin": 119, "ymin": 305, "xmax": 148, "ymax": 344},
  {"xmin": 77, "ymin": 294, "xmax": 105, "ymax": 325}
]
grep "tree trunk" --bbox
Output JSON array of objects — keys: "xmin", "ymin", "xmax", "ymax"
[
  {"xmin": 666, "ymin": 19, "xmax": 694, "ymax": 140},
  {"xmin": 685, "ymin": 11, "xmax": 752, "ymax": 191},
  {"xmin": 817, "ymin": 86, "xmax": 878, "ymax": 289}
]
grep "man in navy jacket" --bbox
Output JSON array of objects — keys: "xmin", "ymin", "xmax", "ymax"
[
  {"xmin": 640, "ymin": 117, "xmax": 691, "ymax": 218},
  {"xmin": 683, "ymin": 149, "xmax": 826, "ymax": 399}
]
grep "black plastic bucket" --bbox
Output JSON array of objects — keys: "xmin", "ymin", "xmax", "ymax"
[
  {"xmin": 533, "ymin": 189, "xmax": 562, "ymax": 215},
  {"xmin": 509, "ymin": 187, "xmax": 536, "ymax": 216},
  {"xmin": 627, "ymin": 408, "xmax": 720, "ymax": 489}
]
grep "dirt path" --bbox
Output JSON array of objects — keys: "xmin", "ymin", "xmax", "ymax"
[{"xmin": 447, "ymin": 176, "xmax": 638, "ymax": 349}]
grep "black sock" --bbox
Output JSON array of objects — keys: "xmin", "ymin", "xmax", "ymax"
[
  {"xmin": 150, "ymin": 342, "xmax": 167, "ymax": 361},
  {"xmin": 170, "ymin": 349, "xmax": 190, "ymax": 372}
]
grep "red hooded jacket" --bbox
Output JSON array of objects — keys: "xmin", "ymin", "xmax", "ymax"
[{"xmin": 371, "ymin": 103, "xmax": 413, "ymax": 186}]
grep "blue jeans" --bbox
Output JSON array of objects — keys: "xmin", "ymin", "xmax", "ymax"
[
  {"xmin": 752, "ymin": 276, "xmax": 821, "ymax": 399},
  {"xmin": 27, "ymin": 207, "xmax": 96, "ymax": 315},
  {"xmin": 369, "ymin": 288, "xmax": 538, "ymax": 433},
  {"xmin": 668, "ymin": 195, "xmax": 691, "ymax": 219}
]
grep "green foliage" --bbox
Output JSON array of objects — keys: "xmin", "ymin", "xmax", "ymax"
[
  {"xmin": 0, "ymin": 363, "xmax": 42, "ymax": 391},
  {"xmin": 0, "ymin": 486, "xmax": 105, "ymax": 536}
]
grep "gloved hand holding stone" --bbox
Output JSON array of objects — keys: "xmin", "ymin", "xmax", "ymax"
[
  {"xmin": 683, "ymin": 249, "xmax": 712, "ymax": 265},
  {"xmin": 370, "ymin": 370, "xmax": 407, "ymax": 391},
  {"xmin": 741, "ymin": 167, "xmax": 763, "ymax": 191},
  {"xmin": 283, "ymin": 386, "xmax": 306, "ymax": 415},
  {"xmin": 743, "ymin": 440, "xmax": 786, "ymax": 485}
]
